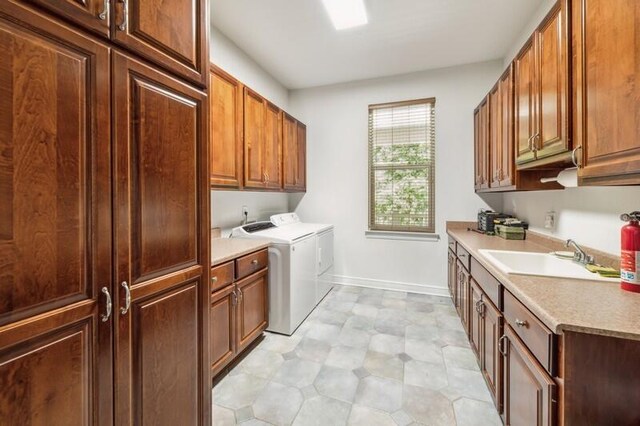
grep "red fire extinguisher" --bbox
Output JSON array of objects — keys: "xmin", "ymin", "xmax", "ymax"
[{"xmin": 620, "ymin": 211, "xmax": 640, "ymax": 293}]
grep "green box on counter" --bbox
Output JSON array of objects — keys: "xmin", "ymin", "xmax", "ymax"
[{"xmin": 495, "ymin": 224, "xmax": 526, "ymax": 240}]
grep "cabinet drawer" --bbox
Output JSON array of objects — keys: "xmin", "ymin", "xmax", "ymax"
[
  {"xmin": 447, "ymin": 236, "xmax": 457, "ymax": 253},
  {"xmin": 211, "ymin": 261, "xmax": 235, "ymax": 292},
  {"xmin": 503, "ymin": 289, "xmax": 555, "ymax": 375},
  {"xmin": 470, "ymin": 257, "xmax": 501, "ymax": 309},
  {"xmin": 456, "ymin": 244, "xmax": 471, "ymax": 270},
  {"xmin": 236, "ymin": 249, "xmax": 268, "ymax": 280}
]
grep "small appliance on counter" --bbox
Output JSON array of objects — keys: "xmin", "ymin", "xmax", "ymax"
[{"xmin": 477, "ymin": 210, "xmax": 510, "ymax": 234}]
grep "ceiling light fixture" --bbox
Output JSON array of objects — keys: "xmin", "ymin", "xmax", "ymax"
[{"xmin": 322, "ymin": 0, "xmax": 368, "ymax": 30}]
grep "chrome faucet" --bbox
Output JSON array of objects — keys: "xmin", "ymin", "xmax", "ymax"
[{"xmin": 565, "ymin": 239, "xmax": 595, "ymax": 265}]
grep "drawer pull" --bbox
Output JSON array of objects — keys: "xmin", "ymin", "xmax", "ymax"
[
  {"xmin": 211, "ymin": 276, "xmax": 218, "ymax": 283},
  {"xmin": 515, "ymin": 319, "xmax": 528, "ymax": 327},
  {"xmin": 251, "ymin": 259, "xmax": 258, "ymax": 265},
  {"xmin": 498, "ymin": 335, "xmax": 508, "ymax": 356}
]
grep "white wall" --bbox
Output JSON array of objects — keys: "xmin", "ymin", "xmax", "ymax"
[
  {"xmin": 288, "ymin": 61, "xmax": 504, "ymax": 295},
  {"xmin": 210, "ymin": 26, "xmax": 291, "ymax": 231},
  {"xmin": 500, "ymin": 0, "xmax": 640, "ymax": 256}
]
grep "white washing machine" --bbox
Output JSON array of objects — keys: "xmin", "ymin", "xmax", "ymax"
[
  {"xmin": 270, "ymin": 213, "xmax": 334, "ymax": 303},
  {"xmin": 230, "ymin": 222, "xmax": 317, "ymax": 335}
]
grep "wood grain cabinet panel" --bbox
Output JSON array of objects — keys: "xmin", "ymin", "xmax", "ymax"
[
  {"xmin": 210, "ymin": 285, "xmax": 236, "ymax": 377},
  {"xmin": 515, "ymin": 38, "xmax": 537, "ymax": 166},
  {"xmin": 574, "ymin": 0, "xmax": 640, "ymax": 185},
  {"xmin": 264, "ymin": 102, "xmax": 282, "ymax": 189},
  {"xmin": 481, "ymin": 296, "xmax": 502, "ymax": 412},
  {"xmin": 113, "ymin": 0, "xmax": 207, "ymax": 86},
  {"xmin": 474, "ymin": 99, "xmax": 490, "ymax": 190},
  {"xmin": 235, "ymin": 269, "xmax": 268, "ymax": 354},
  {"xmin": 469, "ymin": 278, "xmax": 483, "ymax": 358},
  {"xmin": 210, "ymin": 65, "xmax": 243, "ymax": 188},
  {"xmin": 456, "ymin": 261, "xmax": 470, "ymax": 335},
  {"xmin": 497, "ymin": 67, "xmax": 515, "ymax": 188},
  {"xmin": 502, "ymin": 324, "xmax": 556, "ymax": 426},
  {"xmin": 282, "ymin": 113, "xmax": 299, "ymax": 190},
  {"xmin": 447, "ymin": 250, "xmax": 457, "ymax": 300},
  {"xmin": 296, "ymin": 122, "xmax": 307, "ymax": 191},
  {"xmin": 243, "ymin": 88, "xmax": 267, "ymax": 189},
  {"xmin": 20, "ymin": 0, "xmax": 111, "ymax": 36},
  {"xmin": 489, "ymin": 84, "xmax": 502, "ymax": 188},
  {"xmin": 0, "ymin": 6, "xmax": 114, "ymax": 423},
  {"xmin": 112, "ymin": 51, "xmax": 207, "ymax": 425}
]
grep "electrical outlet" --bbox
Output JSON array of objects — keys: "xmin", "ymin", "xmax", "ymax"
[
  {"xmin": 242, "ymin": 206, "xmax": 249, "ymax": 219},
  {"xmin": 545, "ymin": 211, "xmax": 556, "ymax": 230}
]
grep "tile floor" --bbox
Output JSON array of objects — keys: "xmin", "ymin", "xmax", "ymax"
[{"xmin": 212, "ymin": 285, "xmax": 502, "ymax": 426}]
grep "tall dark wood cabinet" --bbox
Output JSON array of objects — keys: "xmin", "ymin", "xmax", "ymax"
[
  {"xmin": 0, "ymin": 0, "xmax": 210, "ymax": 424},
  {"xmin": 0, "ymin": 4, "xmax": 113, "ymax": 424}
]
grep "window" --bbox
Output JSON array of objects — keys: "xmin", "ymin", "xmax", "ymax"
[{"xmin": 368, "ymin": 98, "xmax": 436, "ymax": 233}]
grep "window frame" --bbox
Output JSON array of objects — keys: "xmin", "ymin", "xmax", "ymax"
[{"xmin": 367, "ymin": 97, "xmax": 436, "ymax": 234}]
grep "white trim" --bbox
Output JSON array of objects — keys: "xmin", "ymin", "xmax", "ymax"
[
  {"xmin": 330, "ymin": 274, "xmax": 450, "ymax": 298},
  {"xmin": 365, "ymin": 230, "xmax": 440, "ymax": 242}
]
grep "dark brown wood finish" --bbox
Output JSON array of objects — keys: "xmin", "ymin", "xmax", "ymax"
[
  {"xmin": 235, "ymin": 269, "xmax": 268, "ymax": 354},
  {"xmin": 480, "ymin": 295, "xmax": 502, "ymax": 412},
  {"xmin": 210, "ymin": 284, "xmax": 236, "ymax": 377},
  {"xmin": 282, "ymin": 113, "xmax": 299, "ymax": 190},
  {"xmin": 211, "ymin": 261, "xmax": 235, "ymax": 292},
  {"xmin": 21, "ymin": 0, "xmax": 111, "ymax": 36},
  {"xmin": 264, "ymin": 102, "xmax": 283, "ymax": 189},
  {"xmin": 210, "ymin": 65, "xmax": 243, "ymax": 188},
  {"xmin": 470, "ymin": 257, "xmax": 501, "ymax": 309},
  {"xmin": 0, "ymin": 3, "xmax": 113, "ymax": 423},
  {"xmin": 488, "ymin": 83, "xmax": 502, "ymax": 189},
  {"xmin": 112, "ymin": 51, "xmax": 209, "ymax": 425},
  {"xmin": 456, "ymin": 260, "xmax": 470, "ymax": 335},
  {"xmin": 515, "ymin": 37, "xmax": 537, "ymax": 166},
  {"xmin": 236, "ymin": 249, "xmax": 269, "ymax": 280},
  {"xmin": 502, "ymin": 324, "xmax": 556, "ymax": 426},
  {"xmin": 295, "ymin": 122, "xmax": 307, "ymax": 191},
  {"xmin": 447, "ymin": 250, "xmax": 457, "ymax": 300},
  {"xmin": 474, "ymin": 98, "xmax": 490, "ymax": 190},
  {"xmin": 244, "ymin": 88, "xmax": 267, "ymax": 189},
  {"xmin": 497, "ymin": 67, "xmax": 515, "ymax": 187},
  {"xmin": 574, "ymin": 0, "xmax": 640, "ymax": 185},
  {"xmin": 468, "ymin": 278, "xmax": 483, "ymax": 358},
  {"xmin": 112, "ymin": 0, "xmax": 207, "ymax": 86}
]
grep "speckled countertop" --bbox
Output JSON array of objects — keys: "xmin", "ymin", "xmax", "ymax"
[
  {"xmin": 211, "ymin": 237, "xmax": 271, "ymax": 266},
  {"xmin": 447, "ymin": 226, "xmax": 640, "ymax": 341}
]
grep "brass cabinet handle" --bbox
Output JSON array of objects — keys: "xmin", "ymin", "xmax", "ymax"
[
  {"xmin": 118, "ymin": 0, "xmax": 128, "ymax": 30},
  {"xmin": 120, "ymin": 281, "xmax": 131, "ymax": 315},
  {"xmin": 237, "ymin": 288, "xmax": 243, "ymax": 304},
  {"xmin": 498, "ymin": 335, "xmax": 508, "ymax": 357},
  {"xmin": 515, "ymin": 319, "xmax": 528, "ymax": 327},
  {"xmin": 527, "ymin": 135, "xmax": 536, "ymax": 152},
  {"xmin": 231, "ymin": 289, "xmax": 238, "ymax": 306},
  {"xmin": 98, "ymin": 0, "xmax": 109, "ymax": 20},
  {"xmin": 211, "ymin": 276, "xmax": 218, "ymax": 283},
  {"xmin": 101, "ymin": 287, "xmax": 112, "ymax": 322},
  {"xmin": 251, "ymin": 259, "xmax": 258, "ymax": 265}
]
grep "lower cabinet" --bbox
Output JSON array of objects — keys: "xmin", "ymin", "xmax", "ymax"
[
  {"xmin": 211, "ymin": 250, "xmax": 269, "ymax": 378},
  {"xmin": 447, "ymin": 250, "xmax": 457, "ymax": 300},
  {"xmin": 468, "ymin": 278, "xmax": 483, "ymax": 357},
  {"xmin": 481, "ymin": 295, "xmax": 502, "ymax": 411},
  {"xmin": 456, "ymin": 261, "xmax": 470, "ymax": 334},
  {"xmin": 501, "ymin": 324, "xmax": 556, "ymax": 426}
]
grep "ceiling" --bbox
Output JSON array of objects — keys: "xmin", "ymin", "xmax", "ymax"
[{"xmin": 211, "ymin": 0, "xmax": 543, "ymax": 90}]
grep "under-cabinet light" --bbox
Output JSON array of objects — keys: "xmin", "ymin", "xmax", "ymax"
[{"xmin": 322, "ymin": 0, "xmax": 368, "ymax": 30}]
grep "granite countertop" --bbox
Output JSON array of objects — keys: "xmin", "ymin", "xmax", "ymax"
[
  {"xmin": 211, "ymin": 237, "xmax": 271, "ymax": 266},
  {"xmin": 447, "ymin": 227, "xmax": 640, "ymax": 341}
]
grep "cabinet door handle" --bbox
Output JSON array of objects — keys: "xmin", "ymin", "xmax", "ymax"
[
  {"xmin": 211, "ymin": 276, "xmax": 218, "ymax": 283},
  {"xmin": 98, "ymin": 0, "xmax": 109, "ymax": 20},
  {"xmin": 120, "ymin": 281, "xmax": 131, "ymax": 315},
  {"xmin": 231, "ymin": 289, "xmax": 238, "ymax": 306},
  {"xmin": 101, "ymin": 287, "xmax": 112, "ymax": 322},
  {"xmin": 251, "ymin": 259, "xmax": 258, "ymax": 266},
  {"xmin": 527, "ymin": 135, "xmax": 536, "ymax": 152},
  {"xmin": 118, "ymin": 0, "xmax": 128, "ymax": 31},
  {"xmin": 498, "ymin": 335, "xmax": 508, "ymax": 356},
  {"xmin": 571, "ymin": 146, "xmax": 582, "ymax": 168},
  {"xmin": 237, "ymin": 288, "xmax": 243, "ymax": 304},
  {"xmin": 515, "ymin": 319, "xmax": 528, "ymax": 328}
]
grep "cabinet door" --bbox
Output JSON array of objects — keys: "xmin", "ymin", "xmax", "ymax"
[
  {"xmin": 211, "ymin": 285, "xmax": 236, "ymax": 377},
  {"xmin": 112, "ymin": 52, "xmax": 209, "ymax": 426},
  {"xmin": 474, "ymin": 99, "xmax": 490, "ymax": 190},
  {"xmin": 457, "ymin": 261, "xmax": 470, "ymax": 334},
  {"xmin": 515, "ymin": 38, "xmax": 537, "ymax": 165},
  {"xmin": 244, "ymin": 88, "xmax": 266, "ymax": 189},
  {"xmin": 502, "ymin": 325, "xmax": 556, "ymax": 426},
  {"xmin": 264, "ymin": 102, "xmax": 282, "ymax": 190},
  {"xmin": 210, "ymin": 65, "xmax": 243, "ymax": 188},
  {"xmin": 489, "ymin": 84, "xmax": 502, "ymax": 188},
  {"xmin": 0, "ymin": 5, "xmax": 113, "ymax": 424},
  {"xmin": 19, "ymin": 0, "xmax": 111, "ymax": 36},
  {"xmin": 447, "ymin": 250, "xmax": 457, "ymax": 299},
  {"xmin": 535, "ymin": 0, "xmax": 570, "ymax": 160},
  {"xmin": 282, "ymin": 113, "xmax": 298, "ymax": 190},
  {"xmin": 296, "ymin": 122, "xmax": 307, "ymax": 191},
  {"xmin": 498, "ymin": 67, "xmax": 515, "ymax": 187},
  {"xmin": 473, "ymin": 107, "xmax": 482, "ymax": 190},
  {"xmin": 236, "ymin": 269, "xmax": 268, "ymax": 354},
  {"xmin": 469, "ymin": 279, "xmax": 483, "ymax": 358},
  {"xmin": 112, "ymin": 0, "xmax": 207, "ymax": 86},
  {"xmin": 574, "ymin": 0, "xmax": 640, "ymax": 185},
  {"xmin": 482, "ymin": 297, "xmax": 503, "ymax": 412}
]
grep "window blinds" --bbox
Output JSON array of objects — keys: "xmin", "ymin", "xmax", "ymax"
[{"xmin": 368, "ymin": 98, "xmax": 436, "ymax": 233}]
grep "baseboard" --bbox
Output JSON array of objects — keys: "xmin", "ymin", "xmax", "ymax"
[{"xmin": 329, "ymin": 274, "xmax": 450, "ymax": 298}]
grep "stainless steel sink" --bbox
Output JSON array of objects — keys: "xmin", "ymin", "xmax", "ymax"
[{"xmin": 478, "ymin": 249, "xmax": 618, "ymax": 283}]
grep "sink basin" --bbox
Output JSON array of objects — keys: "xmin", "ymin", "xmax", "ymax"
[{"xmin": 478, "ymin": 249, "xmax": 619, "ymax": 283}]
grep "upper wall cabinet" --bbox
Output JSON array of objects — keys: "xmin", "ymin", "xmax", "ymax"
[
  {"xmin": 516, "ymin": 0, "xmax": 571, "ymax": 169},
  {"xmin": 474, "ymin": 98, "xmax": 490, "ymax": 191},
  {"xmin": 210, "ymin": 66, "xmax": 243, "ymax": 188},
  {"xmin": 18, "ymin": 0, "xmax": 208, "ymax": 86},
  {"xmin": 210, "ymin": 65, "xmax": 306, "ymax": 193},
  {"xmin": 573, "ymin": 0, "xmax": 640, "ymax": 185}
]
